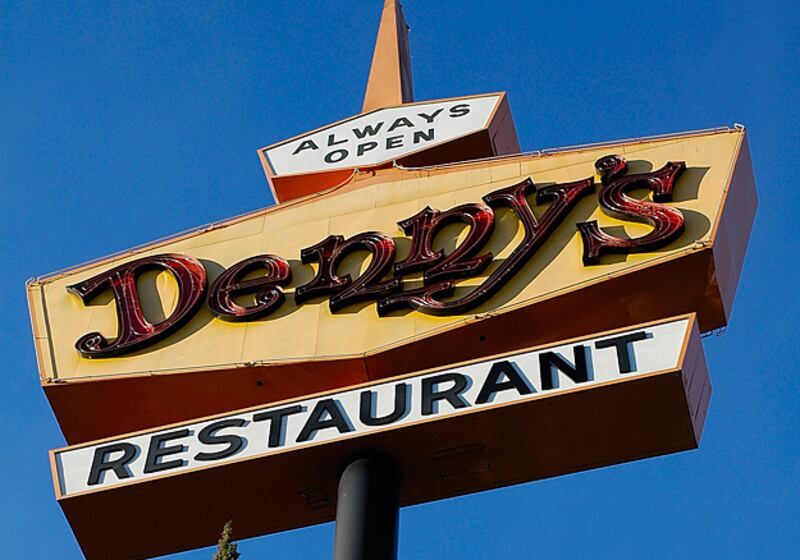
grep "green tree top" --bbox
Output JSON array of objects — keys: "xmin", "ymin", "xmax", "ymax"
[{"xmin": 213, "ymin": 520, "xmax": 241, "ymax": 560}]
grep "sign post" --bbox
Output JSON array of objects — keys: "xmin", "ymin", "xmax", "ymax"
[{"xmin": 333, "ymin": 454, "xmax": 400, "ymax": 560}]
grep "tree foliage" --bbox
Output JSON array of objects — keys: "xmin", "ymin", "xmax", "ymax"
[{"xmin": 213, "ymin": 520, "xmax": 241, "ymax": 560}]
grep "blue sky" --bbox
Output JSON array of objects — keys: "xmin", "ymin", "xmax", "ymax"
[{"xmin": 1, "ymin": 1, "xmax": 798, "ymax": 558}]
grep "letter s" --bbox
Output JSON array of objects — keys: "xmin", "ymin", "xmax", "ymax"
[
  {"xmin": 577, "ymin": 154, "xmax": 686, "ymax": 264},
  {"xmin": 449, "ymin": 104, "xmax": 471, "ymax": 118}
]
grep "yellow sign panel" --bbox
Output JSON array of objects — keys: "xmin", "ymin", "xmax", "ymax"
[{"xmin": 27, "ymin": 127, "xmax": 755, "ymax": 443}]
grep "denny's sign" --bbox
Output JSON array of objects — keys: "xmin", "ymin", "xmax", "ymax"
[
  {"xmin": 67, "ymin": 154, "xmax": 683, "ymax": 356},
  {"xmin": 28, "ymin": 127, "xmax": 755, "ymax": 445},
  {"xmin": 31, "ymin": 4, "xmax": 758, "ymax": 558}
]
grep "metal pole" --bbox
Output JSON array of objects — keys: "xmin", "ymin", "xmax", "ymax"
[{"xmin": 333, "ymin": 453, "xmax": 399, "ymax": 560}]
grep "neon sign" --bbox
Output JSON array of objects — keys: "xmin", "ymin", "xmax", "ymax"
[{"xmin": 68, "ymin": 155, "xmax": 687, "ymax": 358}]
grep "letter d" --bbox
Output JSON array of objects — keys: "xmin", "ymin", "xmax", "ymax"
[{"xmin": 68, "ymin": 254, "xmax": 207, "ymax": 358}]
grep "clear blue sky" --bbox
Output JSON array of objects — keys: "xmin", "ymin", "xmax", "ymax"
[{"xmin": 2, "ymin": 1, "xmax": 798, "ymax": 558}]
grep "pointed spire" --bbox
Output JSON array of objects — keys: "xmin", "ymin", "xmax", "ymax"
[{"xmin": 362, "ymin": 0, "xmax": 414, "ymax": 113}]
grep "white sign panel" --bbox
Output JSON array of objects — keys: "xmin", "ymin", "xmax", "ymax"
[
  {"xmin": 54, "ymin": 317, "xmax": 689, "ymax": 497},
  {"xmin": 261, "ymin": 94, "xmax": 502, "ymax": 176}
]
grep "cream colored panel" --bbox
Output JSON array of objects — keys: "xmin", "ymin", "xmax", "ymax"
[{"xmin": 29, "ymin": 130, "xmax": 743, "ymax": 381}]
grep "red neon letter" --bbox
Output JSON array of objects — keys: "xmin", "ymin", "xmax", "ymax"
[
  {"xmin": 295, "ymin": 232, "xmax": 400, "ymax": 312},
  {"xmin": 208, "ymin": 255, "xmax": 291, "ymax": 321},
  {"xmin": 577, "ymin": 155, "xmax": 687, "ymax": 264},
  {"xmin": 379, "ymin": 176, "xmax": 595, "ymax": 315},
  {"xmin": 394, "ymin": 203, "xmax": 495, "ymax": 284},
  {"xmin": 68, "ymin": 254, "xmax": 207, "ymax": 358}
]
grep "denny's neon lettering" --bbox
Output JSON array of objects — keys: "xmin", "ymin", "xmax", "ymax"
[{"xmin": 68, "ymin": 155, "xmax": 687, "ymax": 358}]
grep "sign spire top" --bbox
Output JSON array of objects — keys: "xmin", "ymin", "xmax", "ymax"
[{"xmin": 362, "ymin": 0, "xmax": 414, "ymax": 113}]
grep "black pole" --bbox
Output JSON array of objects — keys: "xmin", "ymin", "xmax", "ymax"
[{"xmin": 333, "ymin": 453, "xmax": 399, "ymax": 560}]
